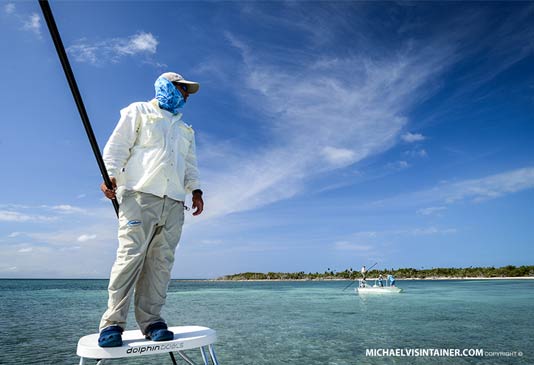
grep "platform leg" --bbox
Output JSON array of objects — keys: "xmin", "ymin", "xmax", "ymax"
[
  {"xmin": 177, "ymin": 351, "xmax": 197, "ymax": 365},
  {"xmin": 200, "ymin": 346, "xmax": 209, "ymax": 365},
  {"xmin": 208, "ymin": 344, "xmax": 220, "ymax": 365}
]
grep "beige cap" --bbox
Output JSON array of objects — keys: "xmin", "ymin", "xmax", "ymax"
[{"xmin": 160, "ymin": 72, "xmax": 200, "ymax": 94}]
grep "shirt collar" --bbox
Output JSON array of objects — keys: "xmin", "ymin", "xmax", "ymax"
[{"xmin": 150, "ymin": 99, "xmax": 183, "ymax": 120}]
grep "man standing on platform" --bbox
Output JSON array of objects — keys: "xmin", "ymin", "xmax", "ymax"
[{"xmin": 97, "ymin": 72, "xmax": 204, "ymax": 347}]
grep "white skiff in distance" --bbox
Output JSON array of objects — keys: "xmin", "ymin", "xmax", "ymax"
[{"xmin": 355, "ymin": 279, "xmax": 403, "ymax": 294}]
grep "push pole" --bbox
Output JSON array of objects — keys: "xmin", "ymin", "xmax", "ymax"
[
  {"xmin": 342, "ymin": 262, "xmax": 378, "ymax": 291},
  {"xmin": 38, "ymin": 0, "xmax": 119, "ymax": 216}
]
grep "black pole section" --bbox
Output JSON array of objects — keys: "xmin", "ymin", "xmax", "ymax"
[
  {"xmin": 342, "ymin": 262, "xmax": 378, "ymax": 291},
  {"xmin": 39, "ymin": 0, "xmax": 119, "ymax": 216},
  {"xmin": 342, "ymin": 278, "xmax": 357, "ymax": 291}
]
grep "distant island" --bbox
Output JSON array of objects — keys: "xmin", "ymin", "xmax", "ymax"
[{"xmin": 218, "ymin": 265, "xmax": 534, "ymax": 281}]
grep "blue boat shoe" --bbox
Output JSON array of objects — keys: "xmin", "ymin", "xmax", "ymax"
[
  {"xmin": 145, "ymin": 322, "xmax": 174, "ymax": 341},
  {"xmin": 98, "ymin": 325, "xmax": 124, "ymax": 347}
]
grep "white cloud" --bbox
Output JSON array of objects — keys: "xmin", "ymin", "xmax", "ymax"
[
  {"xmin": 68, "ymin": 43, "xmax": 99, "ymax": 64},
  {"xmin": 196, "ymin": 32, "xmax": 454, "ymax": 220},
  {"xmin": 0, "ymin": 210, "xmax": 56, "ymax": 223},
  {"xmin": 115, "ymin": 33, "xmax": 158, "ymax": 55},
  {"xmin": 199, "ymin": 239, "xmax": 223, "ymax": 245},
  {"xmin": 0, "ymin": 204, "xmax": 119, "ymax": 277},
  {"xmin": 4, "ymin": 3, "xmax": 15, "ymax": 14},
  {"xmin": 23, "ymin": 221, "xmax": 114, "ymax": 247},
  {"xmin": 444, "ymin": 167, "xmax": 534, "ymax": 203},
  {"xmin": 0, "ymin": 265, "xmax": 17, "ymax": 272},
  {"xmin": 22, "ymin": 13, "xmax": 41, "ymax": 37},
  {"xmin": 387, "ymin": 160, "xmax": 410, "ymax": 170},
  {"xmin": 401, "ymin": 132, "xmax": 426, "ymax": 143},
  {"xmin": 322, "ymin": 147, "xmax": 357, "ymax": 167},
  {"xmin": 0, "ymin": 237, "xmax": 112, "ymax": 278},
  {"xmin": 352, "ymin": 231, "xmax": 378, "ymax": 239},
  {"xmin": 0, "ymin": 204, "xmax": 115, "ymax": 247},
  {"xmin": 374, "ymin": 166, "xmax": 534, "ymax": 209},
  {"xmin": 68, "ymin": 32, "xmax": 159, "ymax": 65},
  {"xmin": 417, "ymin": 206, "xmax": 447, "ymax": 216},
  {"xmin": 404, "ymin": 148, "xmax": 428, "ymax": 158},
  {"xmin": 77, "ymin": 234, "xmax": 97, "ymax": 242},
  {"xmin": 334, "ymin": 241, "xmax": 372, "ymax": 251},
  {"xmin": 350, "ymin": 227, "xmax": 457, "ymax": 239},
  {"xmin": 49, "ymin": 205, "xmax": 87, "ymax": 214},
  {"xmin": 5, "ymin": 5, "xmax": 42, "ymax": 38},
  {"xmin": 411, "ymin": 227, "xmax": 457, "ymax": 236},
  {"xmin": 60, "ymin": 246, "xmax": 81, "ymax": 251},
  {"xmin": 0, "ymin": 203, "xmax": 92, "ymax": 224},
  {"xmin": 0, "ymin": 204, "xmax": 29, "ymax": 209}
]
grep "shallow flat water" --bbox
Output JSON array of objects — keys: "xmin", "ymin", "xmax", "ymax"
[{"xmin": 0, "ymin": 279, "xmax": 532, "ymax": 364}]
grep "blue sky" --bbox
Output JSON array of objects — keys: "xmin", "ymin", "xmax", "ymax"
[{"xmin": 1, "ymin": 1, "xmax": 533, "ymax": 278}]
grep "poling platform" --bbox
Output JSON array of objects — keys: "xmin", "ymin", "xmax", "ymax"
[{"xmin": 77, "ymin": 325, "xmax": 219, "ymax": 365}]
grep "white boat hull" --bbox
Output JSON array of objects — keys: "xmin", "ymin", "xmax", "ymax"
[{"xmin": 356, "ymin": 286, "xmax": 402, "ymax": 294}]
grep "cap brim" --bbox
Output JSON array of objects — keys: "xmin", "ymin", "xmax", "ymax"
[{"xmin": 178, "ymin": 80, "xmax": 200, "ymax": 94}]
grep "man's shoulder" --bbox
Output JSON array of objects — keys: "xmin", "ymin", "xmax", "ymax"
[
  {"xmin": 180, "ymin": 121, "xmax": 195, "ymax": 131},
  {"xmin": 123, "ymin": 101, "xmax": 157, "ymax": 113}
]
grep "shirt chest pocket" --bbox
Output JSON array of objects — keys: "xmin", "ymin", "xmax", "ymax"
[
  {"xmin": 138, "ymin": 120, "xmax": 167, "ymax": 147},
  {"xmin": 177, "ymin": 126, "xmax": 192, "ymax": 156}
]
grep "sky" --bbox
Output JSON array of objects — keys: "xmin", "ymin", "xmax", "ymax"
[{"xmin": 0, "ymin": 1, "xmax": 533, "ymax": 279}]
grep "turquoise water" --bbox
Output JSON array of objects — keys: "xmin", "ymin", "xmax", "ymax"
[{"xmin": 0, "ymin": 279, "xmax": 532, "ymax": 364}]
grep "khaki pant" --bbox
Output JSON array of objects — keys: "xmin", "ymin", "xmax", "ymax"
[{"xmin": 99, "ymin": 190, "xmax": 185, "ymax": 334}]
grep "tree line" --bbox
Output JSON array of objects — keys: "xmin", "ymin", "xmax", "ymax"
[{"xmin": 218, "ymin": 265, "xmax": 534, "ymax": 280}]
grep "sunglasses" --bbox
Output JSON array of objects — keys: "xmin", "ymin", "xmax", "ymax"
[{"xmin": 172, "ymin": 82, "xmax": 188, "ymax": 93}]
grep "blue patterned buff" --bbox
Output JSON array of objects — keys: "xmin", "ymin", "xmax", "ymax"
[{"xmin": 154, "ymin": 76, "xmax": 185, "ymax": 114}]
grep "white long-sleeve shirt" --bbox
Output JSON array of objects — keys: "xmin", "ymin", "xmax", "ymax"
[{"xmin": 103, "ymin": 99, "xmax": 201, "ymax": 202}]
